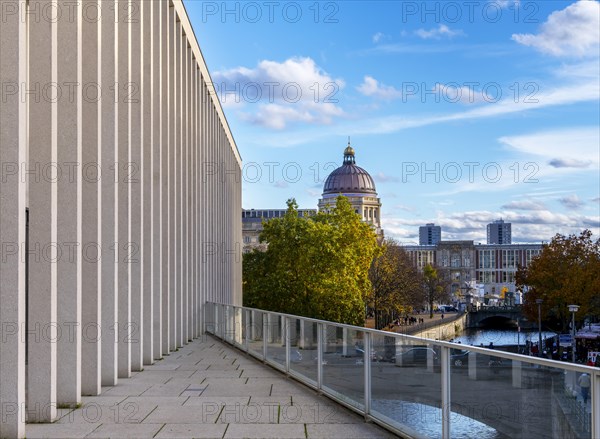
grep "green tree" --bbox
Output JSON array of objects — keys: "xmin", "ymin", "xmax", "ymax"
[
  {"xmin": 516, "ymin": 230, "xmax": 600, "ymax": 332},
  {"xmin": 243, "ymin": 196, "xmax": 379, "ymax": 326},
  {"xmin": 368, "ymin": 239, "xmax": 423, "ymax": 329},
  {"xmin": 422, "ymin": 264, "xmax": 450, "ymax": 318}
]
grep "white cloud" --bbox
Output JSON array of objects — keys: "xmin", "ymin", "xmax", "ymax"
[
  {"xmin": 372, "ymin": 32, "xmax": 384, "ymax": 43},
  {"xmin": 512, "ymin": 1, "xmax": 600, "ymax": 57},
  {"xmin": 548, "ymin": 158, "xmax": 592, "ymax": 168},
  {"xmin": 357, "ymin": 76, "xmax": 402, "ymax": 100},
  {"xmin": 255, "ymin": 79, "xmax": 599, "ymax": 148},
  {"xmin": 492, "ymin": 0, "xmax": 520, "ymax": 8},
  {"xmin": 273, "ymin": 180, "xmax": 289, "ymax": 189},
  {"xmin": 501, "ymin": 200, "xmax": 547, "ymax": 211},
  {"xmin": 394, "ymin": 204, "xmax": 415, "ymax": 212},
  {"xmin": 240, "ymin": 102, "xmax": 343, "ymax": 130},
  {"xmin": 415, "ymin": 25, "xmax": 464, "ymax": 40},
  {"xmin": 382, "ymin": 209, "xmax": 600, "ymax": 243},
  {"xmin": 213, "ymin": 57, "xmax": 345, "ymax": 130},
  {"xmin": 558, "ymin": 194, "xmax": 585, "ymax": 209},
  {"xmin": 499, "ymin": 127, "xmax": 600, "ymax": 167}
]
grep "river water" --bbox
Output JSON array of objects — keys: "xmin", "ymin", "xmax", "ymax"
[
  {"xmin": 373, "ymin": 400, "xmax": 504, "ymax": 439},
  {"xmin": 374, "ymin": 328, "xmax": 558, "ymax": 438},
  {"xmin": 453, "ymin": 328, "xmax": 557, "ymax": 348}
]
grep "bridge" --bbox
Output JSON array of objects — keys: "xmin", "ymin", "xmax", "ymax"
[{"xmin": 466, "ymin": 305, "xmax": 528, "ymax": 328}]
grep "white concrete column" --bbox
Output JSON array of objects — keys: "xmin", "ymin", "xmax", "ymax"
[
  {"xmin": 511, "ymin": 360, "xmax": 522, "ymax": 388},
  {"xmin": 81, "ymin": 0, "xmax": 102, "ymax": 397},
  {"xmin": 27, "ymin": 0, "xmax": 58, "ymax": 421},
  {"xmin": 187, "ymin": 47, "xmax": 194, "ymax": 341},
  {"xmin": 180, "ymin": 28, "xmax": 188, "ymax": 344},
  {"xmin": 0, "ymin": 1, "xmax": 27, "ymax": 435},
  {"xmin": 199, "ymin": 77, "xmax": 206, "ymax": 333},
  {"xmin": 100, "ymin": 0, "xmax": 118, "ymax": 387},
  {"xmin": 176, "ymin": 19, "xmax": 184, "ymax": 348},
  {"xmin": 168, "ymin": 3, "xmax": 178, "ymax": 351},
  {"xmin": 427, "ymin": 348, "xmax": 435, "ymax": 372},
  {"xmin": 141, "ymin": 0, "xmax": 154, "ymax": 365},
  {"xmin": 117, "ymin": 0, "xmax": 131, "ymax": 378},
  {"xmin": 234, "ymin": 308, "xmax": 243, "ymax": 345},
  {"xmin": 160, "ymin": 0, "xmax": 170, "ymax": 356},
  {"xmin": 129, "ymin": 0, "xmax": 143, "ymax": 372},
  {"xmin": 468, "ymin": 352, "xmax": 478, "ymax": 380},
  {"xmin": 198, "ymin": 69, "xmax": 204, "ymax": 334},
  {"xmin": 199, "ymin": 79, "xmax": 205, "ymax": 319},
  {"xmin": 151, "ymin": 0, "xmax": 163, "ymax": 359},
  {"xmin": 298, "ymin": 319, "xmax": 306, "ymax": 349},
  {"xmin": 190, "ymin": 55, "xmax": 197, "ymax": 339},
  {"xmin": 56, "ymin": 0, "xmax": 82, "ymax": 407},
  {"xmin": 342, "ymin": 328, "xmax": 349, "ymax": 356}
]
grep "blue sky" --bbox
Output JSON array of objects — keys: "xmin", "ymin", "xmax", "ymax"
[{"xmin": 185, "ymin": 0, "xmax": 600, "ymax": 243}]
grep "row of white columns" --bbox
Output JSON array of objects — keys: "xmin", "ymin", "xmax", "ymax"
[{"xmin": 0, "ymin": 1, "xmax": 242, "ymax": 437}]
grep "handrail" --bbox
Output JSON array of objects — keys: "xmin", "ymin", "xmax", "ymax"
[{"xmin": 205, "ymin": 302, "xmax": 599, "ymax": 439}]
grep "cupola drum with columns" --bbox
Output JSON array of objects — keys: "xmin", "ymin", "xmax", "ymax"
[{"xmin": 318, "ymin": 141, "xmax": 383, "ymax": 238}]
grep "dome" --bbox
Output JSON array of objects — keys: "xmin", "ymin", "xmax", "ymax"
[{"xmin": 323, "ymin": 143, "xmax": 377, "ymax": 195}]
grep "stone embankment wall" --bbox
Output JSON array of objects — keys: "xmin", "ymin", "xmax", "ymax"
[{"xmin": 406, "ymin": 313, "xmax": 467, "ymax": 341}]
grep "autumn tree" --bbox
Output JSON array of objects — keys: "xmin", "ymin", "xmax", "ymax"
[
  {"xmin": 422, "ymin": 264, "xmax": 451, "ymax": 319},
  {"xmin": 516, "ymin": 230, "xmax": 600, "ymax": 332},
  {"xmin": 368, "ymin": 239, "xmax": 423, "ymax": 329},
  {"xmin": 243, "ymin": 196, "xmax": 379, "ymax": 326}
]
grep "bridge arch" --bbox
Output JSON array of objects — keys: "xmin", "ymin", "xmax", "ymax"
[{"xmin": 466, "ymin": 307, "xmax": 524, "ymax": 328}]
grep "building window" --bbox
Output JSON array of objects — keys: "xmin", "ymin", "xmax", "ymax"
[
  {"xmin": 502, "ymin": 271, "xmax": 516, "ymax": 283},
  {"xmin": 451, "ymin": 254, "xmax": 461, "ymax": 268},
  {"xmin": 502, "ymin": 250, "xmax": 516, "ymax": 269}
]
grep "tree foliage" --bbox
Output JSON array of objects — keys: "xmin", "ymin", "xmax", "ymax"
[
  {"xmin": 422, "ymin": 264, "xmax": 451, "ymax": 318},
  {"xmin": 368, "ymin": 239, "xmax": 423, "ymax": 329},
  {"xmin": 516, "ymin": 230, "xmax": 600, "ymax": 331},
  {"xmin": 243, "ymin": 196, "xmax": 379, "ymax": 326}
]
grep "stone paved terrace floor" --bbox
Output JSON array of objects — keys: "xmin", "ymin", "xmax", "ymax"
[{"xmin": 26, "ymin": 336, "xmax": 397, "ymax": 439}]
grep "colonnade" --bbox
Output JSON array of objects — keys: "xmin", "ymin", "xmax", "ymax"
[{"xmin": 0, "ymin": 1, "xmax": 242, "ymax": 437}]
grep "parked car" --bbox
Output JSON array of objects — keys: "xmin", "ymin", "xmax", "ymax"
[
  {"xmin": 450, "ymin": 349, "xmax": 470, "ymax": 367},
  {"xmin": 395, "ymin": 347, "xmax": 438, "ymax": 366}
]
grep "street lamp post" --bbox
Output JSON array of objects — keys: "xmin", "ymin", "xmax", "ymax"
[
  {"xmin": 536, "ymin": 299, "xmax": 543, "ymax": 356},
  {"xmin": 568, "ymin": 305, "xmax": 580, "ymax": 363}
]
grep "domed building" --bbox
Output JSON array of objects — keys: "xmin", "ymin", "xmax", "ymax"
[{"xmin": 318, "ymin": 141, "xmax": 383, "ymax": 238}]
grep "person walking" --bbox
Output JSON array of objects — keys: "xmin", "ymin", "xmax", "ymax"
[{"xmin": 578, "ymin": 373, "xmax": 591, "ymax": 404}]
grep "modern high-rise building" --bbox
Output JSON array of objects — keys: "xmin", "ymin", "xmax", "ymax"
[
  {"xmin": 487, "ymin": 219, "xmax": 512, "ymax": 244},
  {"xmin": 419, "ymin": 223, "xmax": 442, "ymax": 245},
  {"xmin": 403, "ymin": 241, "xmax": 543, "ymax": 307},
  {"xmin": 0, "ymin": 2, "xmax": 241, "ymax": 436}
]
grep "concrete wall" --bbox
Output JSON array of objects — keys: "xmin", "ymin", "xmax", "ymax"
[
  {"xmin": 410, "ymin": 314, "xmax": 467, "ymax": 341},
  {"xmin": 0, "ymin": 1, "xmax": 242, "ymax": 436}
]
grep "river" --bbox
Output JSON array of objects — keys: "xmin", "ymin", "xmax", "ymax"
[{"xmin": 453, "ymin": 328, "xmax": 557, "ymax": 348}]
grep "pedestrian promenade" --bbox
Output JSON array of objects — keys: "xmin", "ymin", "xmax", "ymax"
[{"xmin": 26, "ymin": 337, "xmax": 395, "ymax": 439}]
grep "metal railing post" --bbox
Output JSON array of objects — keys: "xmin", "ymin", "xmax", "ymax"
[
  {"xmin": 285, "ymin": 316, "xmax": 290, "ymax": 373},
  {"xmin": 220, "ymin": 304, "xmax": 225, "ymax": 340},
  {"xmin": 263, "ymin": 312, "xmax": 268, "ymax": 361},
  {"xmin": 364, "ymin": 332, "xmax": 371, "ymax": 418},
  {"xmin": 202, "ymin": 301, "xmax": 206, "ymax": 334},
  {"xmin": 215, "ymin": 304, "xmax": 220, "ymax": 338},
  {"xmin": 592, "ymin": 371, "xmax": 600, "ymax": 439},
  {"xmin": 244, "ymin": 309, "xmax": 249, "ymax": 352},
  {"xmin": 317, "ymin": 322, "xmax": 323, "ymax": 391},
  {"xmin": 441, "ymin": 346, "xmax": 451, "ymax": 439}
]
